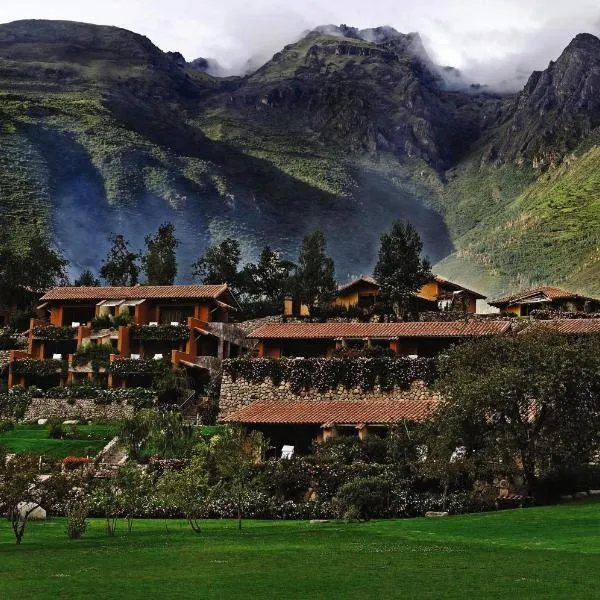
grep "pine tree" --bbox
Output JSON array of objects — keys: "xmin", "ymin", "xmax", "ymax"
[
  {"xmin": 142, "ymin": 223, "xmax": 179, "ymax": 285},
  {"xmin": 99, "ymin": 234, "xmax": 140, "ymax": 286},
  {"xmin": 374, "ymin": 221, "xmax": 432, "ymax": 317},
  {"xmin": 295, "ymin": 231, "xmax": 336, "ymax": 309},
  {"xmin": 192, "ymin": 238, "xmax": 241, "ymax": 291}
]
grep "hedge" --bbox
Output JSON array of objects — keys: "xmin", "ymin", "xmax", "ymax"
[
  {"xmin": 130, "ymin": 324, "xmax": 190, "ymax": 343},
  {"xmin": 11, "ymin": 358, "xmax": 68, "ymax": 377},
  {"xmin": 223, "ymin": 357, "xmax": 435, "ymax": 393},
  {"xmin": 32, "ymin": 326, "xmax": 76, "ymax": 341},
  {"xmin": 108, "ymin": 357, "xmax": 172, "ymax": 376}
]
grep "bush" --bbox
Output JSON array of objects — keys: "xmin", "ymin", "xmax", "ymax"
[
  {"xmin": 65, "ymin": 499, "xmax": 89, "ymax": 539},
  {"xmin": 47, "ymin": 420, "xmax": 64, "ymax": 439},
  {"xmin": 0, "ymin": 419, "xmax": 15, "ymax": 433},
  {"xmin": 0, "ymin": 386, "xmax": 32, "ymax": 419},
  {"xmin": 333, "ymin": 476, "xmax": 391, "ymax": 520}
]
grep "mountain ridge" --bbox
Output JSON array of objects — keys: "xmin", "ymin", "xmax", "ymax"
[{"xmin": 1, "ymin": 19, "xmax": 599, "ymax": 295}]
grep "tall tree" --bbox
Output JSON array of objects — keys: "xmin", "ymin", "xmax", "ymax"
[
  {"xmin": 99, "ymin": 234, "xmax": 140, "ymax": 286},
  {"xmin": 434, "ymin": 328, "xmax": 600, "ymax": 497},
  {"xmin": 295, "ymin": 231, "xmax": 336, "ymax": 309},
  {"xmin": 0, "ymin": 234, "xmax": 69, "ymax": 308},
  {"xmin": 142, "ymin": 222, "xmax": 179, "ymax": 285},
  {"xmin": 241, "ymin": 246, "xmax": 295, "ymax": 304},
  {"xmin": 73, "ymin": 269, "xmax": 100, "ymax": 287},
  {"xmin": 374, "ymin": 221, "xmax": 431, "ymax": 317},
  {"xmin": 192, "ymin": 238, "xmax": 241, "ymax": 291}
]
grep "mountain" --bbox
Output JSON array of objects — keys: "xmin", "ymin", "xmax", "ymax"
[{"xmin": 1, "ymin": 19, "xmax": 600, "ymax": 295}]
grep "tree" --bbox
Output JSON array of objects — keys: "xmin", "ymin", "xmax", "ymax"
[
  {"xmin": 73, "ymin": 269, "xmax": 100, "ymax": 287},
  {"xmin": 434, "ymin": 328, "xmax": 600, "ymax": 497},
  {"xmin": 209, "ymin": 426, "xmax": 263, "ymax": 530},
  {"xmin": 115, "ymin": 464, "xmax": 154, "ymax": 533},
  {"xmin": 120, "ymin": 409, "xmax": 196, "ymax": 462},
  {"xmin": 158, "ymin": 450, "xmax": 208, "ymax": 533},
  {"xmin": 100, "ymin": 234, "xmax": 140, "ymax": 286},
  {"xmin": 240, "ymin": 246, "xmax": 295, "ymax": 304},
  {"xmin": 0, "ymin": 234, "xmax": 69, "ymax": 308},
  {"xmin": 142, "ymin": 222, "xmax": 179, "ymax": 285},
  {"xmin": 192, "ymin": 238, "xmax": 241, "ymax": 291},
  {"xmin": 294, "ymin": 231, "xmax": 336, "ymax": 309},
  {"xmin": 374, "ymin": 221, "xmax": 432, "ymax": 318},
  {"xmin": 0, "ymin": 454, "xmax": 45, "ymax": 544}
]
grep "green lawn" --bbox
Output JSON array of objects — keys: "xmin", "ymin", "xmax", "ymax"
[
  {"xmin": 0, "ymin": 423, "xmax": 117, "ymax": 458},
  {"xmin": 2, "ymin": 501, "xmax": 600, "ymax": 599}
]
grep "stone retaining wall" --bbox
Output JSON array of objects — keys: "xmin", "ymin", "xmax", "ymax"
[
  {"xmin": 24, "ymin": 398, "xmax": 134, "ymax": 421},
  {"xmin": 219, "ymin": 374, "xmax": 440, "ymax": 419}
]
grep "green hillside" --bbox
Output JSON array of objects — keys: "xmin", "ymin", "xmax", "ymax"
[{"xmin": 438, "ymin": 144, "xmax": 600, "ymax": 296}]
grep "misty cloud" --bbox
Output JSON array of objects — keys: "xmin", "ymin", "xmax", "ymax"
[{"xmin": 2, "ymin": 0, "xmax": 600, "ymax": 89}]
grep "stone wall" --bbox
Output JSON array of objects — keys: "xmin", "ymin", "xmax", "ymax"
[
  {"xmin": 24, "ymin": 398, "xmax": 134, "ymax": 421},
  {"xmin": 219, "ymin": 374, "xmax": 440, "ymax": 419}
]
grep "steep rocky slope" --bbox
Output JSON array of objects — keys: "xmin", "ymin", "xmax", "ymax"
[{"xmin": 1, "ymin": 20, "xmax": 600, "ymax": 294}]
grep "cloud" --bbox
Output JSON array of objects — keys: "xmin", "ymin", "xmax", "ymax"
[{"xmin": 2, "ymin": 0, "xmax": 600, "ymax": 89}]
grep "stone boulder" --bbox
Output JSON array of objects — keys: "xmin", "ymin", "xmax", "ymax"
[{"xmin": 17, "ymin": 502, "xmax": 46, "ymax": 520}]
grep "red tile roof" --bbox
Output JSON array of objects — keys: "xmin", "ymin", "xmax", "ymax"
[
  {"xmin": 222, "ymin": 399, "xmax": 439, "ymax": 425},
  {"xmin": 528, "ymin": 319, "xmax": 600, "ymax": 335},
  {"xmin": 489, "ymin": 286, "xmax": 598, "ymax": 307},
  {"xmin": 41, "ymin": 284, "xmax": 229, "ymax": 302},
  {"xmin": 249, "ymin": 321, "xmax": 511, "ymax": 339}
]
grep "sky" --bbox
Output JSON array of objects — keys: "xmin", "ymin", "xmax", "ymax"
[{"xmin": 2, "ymin": 0, "xmax": 600, "ymax": 89}]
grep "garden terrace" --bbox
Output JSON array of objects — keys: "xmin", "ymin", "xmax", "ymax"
[{"xmin": 249, "ymin": 321, "xmax": 511, "ymax": 358}]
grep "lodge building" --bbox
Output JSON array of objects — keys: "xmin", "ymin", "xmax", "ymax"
[{"xmin": 8, "ymin": 285, "xmax": 250, "ymax": 391}]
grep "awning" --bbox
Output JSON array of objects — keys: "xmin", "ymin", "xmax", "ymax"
[
  {"xmin": 96, "ymin": 299, "xmax": 126, "ymax": 308},
  {"xmin": 121, "ymin": 299, "xmax": 146, "ymax": 307}
]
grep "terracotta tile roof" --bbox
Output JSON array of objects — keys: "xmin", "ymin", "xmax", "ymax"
[
  {"xmin": 249, "ymin": 321, "xmax": 511, "ymax": 339},
  {"xmin": 40, "ymin": 284, "xmax": 229, "ymax": 302},
  {"xmin": 489, "ymin": 286, "xmax": 598, "ymax": 306},
  {"xmin": 222, "ymin": 399, "xmax": 439, "ymax": 425},
  {"xmin": 529, "ymin": 319, "xmax": 600, "ymax": 335}
]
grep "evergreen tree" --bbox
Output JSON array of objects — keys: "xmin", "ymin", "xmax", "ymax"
[
  {"xmin": 241, "ymin": 246, "xmax": 295, "ymax": 303},
  {"xmin": 0, "ymin": 234, "xmax": 69, "ymax": 307},
  {"xmin": 295, "ymin": 231, "xmax": 336, "ymax": 308},
  {"xmin": 374, "ymin": 221, "xmax": 431, "ymax": 317},
  {"xmin": 142, "ymin": 222, "xmax": 179, "ymax": 285},
  {"xmin": 74, "ymin": 269, "xmax": 100, "ymax": 287},
  {"xmin": 99, "ymin": 234, "xmax": 140, "ymax": 286},
  {"xmin": 192, "ymin": 238, "xmax": 241, "ymax": 291}
]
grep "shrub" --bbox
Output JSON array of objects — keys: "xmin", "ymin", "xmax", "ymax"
[
  {"xmin": 11, "ymin": 358, "xmax": 68, "ymax": 377},
  {"xmin": 0, "ymin": 386, "xmax": 32, "ymax": 419},
  {"xmin": 333, "ymin": 476, "xmax": 391, "ymax": 520},
  {"xmin": 32, "ymin": 326, "xmax": 76, "ymax": 341},
  {"xmin": 47, "ymin": 420, "xmax": 64, "ymax": 439},
  {"xmin": 65, "ymin": 498, "xmax": 89, "ymax": 539},
  {"xmin": 72, "ymin": 344, "xmax": 114, "ymax": 371},
  {"xmin": 0, "ymin": 419, "xmax": 15, "ymax": 433},
  {"xmin": 130, "ymin": 324, "xmax": 190, "ymax": 343}
]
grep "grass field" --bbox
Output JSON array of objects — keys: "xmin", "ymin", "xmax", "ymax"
[
  {"xmin": 0, "ymin": 423, "xmax": 117, "ymax": 458},
  {"xmin": 2, "ymin": 500, "xmax": 600, "ymax": 599}
]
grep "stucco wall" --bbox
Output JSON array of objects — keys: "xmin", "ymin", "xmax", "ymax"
[
  {"xmin": 24, "ymin": 398, "xmax": 134, "ymax": 421},
  {"xmin": 219, "ymin": 374, "xmax": 440, "ymax": 419}
]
